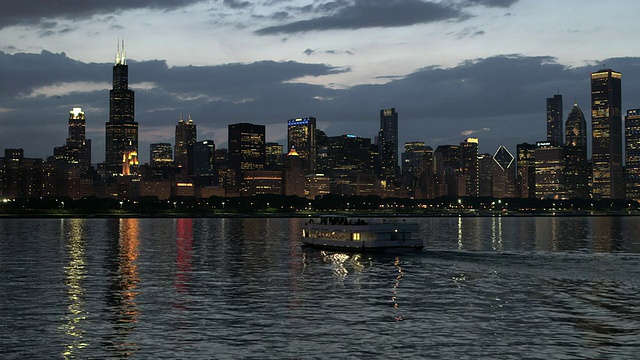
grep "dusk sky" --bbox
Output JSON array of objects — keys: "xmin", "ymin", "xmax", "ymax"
[{"xmin": 2, "ymin": 0, "xmax": 640, "ymax": 162}]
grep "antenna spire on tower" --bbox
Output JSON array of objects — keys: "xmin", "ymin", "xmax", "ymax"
[
  {"xmin": 121, "ymin": 38, "xmax": 126, "ymax": 65},
  {"xmin": 115, "ymin": 38, "xmax": 120, "ymax": 65},
  {"xmin": 115, "ymin": 37, "xmax": 126, "ymax": 65}
]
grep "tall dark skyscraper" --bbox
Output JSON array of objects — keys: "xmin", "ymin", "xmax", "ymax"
[
  {"xmin": 591, "ymin": 69, "xmax": 623, "ymax": 199},
  {"xmin": 175, "ymin": 115, "xmax": 197, "ymax": 179},
  {"xmin": 534, "ymin": 141, "xmax": 565, "ymax": 199},
  {"xmin": 516, "ymin": 143, "xmax": 536, "ymax": 198},
  {"xmin": 287, "ymin": 117, "xmax": 316, "ymax": 173},
  {"xmin": 326, "ymin": 134, "xmax": 374, "ymax": 176},
  {"xmin": 228, "ymin": 122, "xmax": 266, "ymax": 185},
  {"xmin": 401, "ymin": 141, "xmax": 428, "ymax": 181},
  {"xmin": 492, "ymin": 145, "xmax": 515, "ymax": 198},
  {"xmin": 625, "ymin": 109, "xmax": 640, "ymax": 201},
  {"xmin": 564, "ymin": 103, "xmax": 589, "ymax": 199},
  {"xmin": 193, "ymin": 140, "xmax": 216, "ymax": 177},
  {"xmin": 378, "ymin": 108, "xmax": 399, "ymax": 183},
  {"xmin": 460, "ymin": 138, "xmax": 479, "ymax": 197},
  {"xmin": 547, "ymin": 94, "xmax": 563, "ymax": 146},
  {"xmin": 105, "ymin": 40, "xmax": 137, "ymax": 176}
]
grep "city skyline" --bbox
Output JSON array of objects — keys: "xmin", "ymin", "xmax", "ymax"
[{"xmin": 2, "ymin": 1, "xmax": 640, "ymax": 162}]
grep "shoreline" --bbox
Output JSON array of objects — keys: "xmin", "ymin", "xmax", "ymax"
[{"xmin": 2, "ymin": 210, "xmax": 640, "ymax": 219}]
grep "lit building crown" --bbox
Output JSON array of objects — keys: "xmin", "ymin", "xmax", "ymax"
[
  {"xmin": 287, "ymin": 146, "xmax": 299, "ymax": 157},
  {"xmin": 115, "ymin": 38, "xmax": 126, "ymax": 65}
]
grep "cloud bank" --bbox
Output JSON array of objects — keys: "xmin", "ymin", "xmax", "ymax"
[
  {"xmin": 256, "ymin": 0, "xmax": 467, "ymax": 35},
  {"xmin": 2, "ymin": 50, "xmax": 640, "ymax": 164}
]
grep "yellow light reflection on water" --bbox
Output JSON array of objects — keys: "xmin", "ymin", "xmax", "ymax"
[
  {"xmin": 319, "ymin": 251, "xmax": 366, "ymax": 281},
  {"xmin": 175, "ymin": 218, "xmax": 193, "ymax": 302},
  {"xmin": 60, "ymin": 219, "xmax": 89, "ymax": 358},
  {"xmin": 107, "ymin": 218, "xmax": 141, "ymax": 357},
  {"xmin": 458, "ymin": 216, "xmax": 463, "ymax": 250},
  {"xmin": 491, "ymin": 216, "xmax": 503, "ymax": 251},
  {"xmin": 118, "ymin": 218, "xmax": 140, "ymax": 321},
  {"xmin": 392, "ymin": 256, "xmax": 403, "ymax": 321}
]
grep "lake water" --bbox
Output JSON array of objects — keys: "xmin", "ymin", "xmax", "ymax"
[{"xmin": 1, "ymin": 216, "xmax": 639, "ymax": 359}]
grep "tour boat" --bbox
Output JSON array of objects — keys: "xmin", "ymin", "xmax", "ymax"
[{"xmin": 301, "ymin": 215, "xmax": 423, "ymax": 251}]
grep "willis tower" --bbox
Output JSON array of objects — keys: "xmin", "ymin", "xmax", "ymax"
[{"xmin": 105, "ymin": 39, "xmax": 137, "ymax": 175}]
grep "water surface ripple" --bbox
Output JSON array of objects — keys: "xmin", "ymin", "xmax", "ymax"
[{"xmin": 1, "ymin": 217, "xmax": 639, "ymax": 359}]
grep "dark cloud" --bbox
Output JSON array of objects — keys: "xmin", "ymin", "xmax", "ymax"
[
  {"xmin": 256, "ymin": 0, "xmax": 467, "ymax": 35},
  {"xmin": 3, "ymin": 50, "xmax": 640, "ymax": 165},
  {"xmin": 316, "ymin": 1, "xmax": 351, "ymax": 13},
  {"xmin": 463, "ymin": 0, "xmax": 519, "ymax": 8},
  {"xmin": 271, "ymin": 11, "xmax": 291, "ymax": 21},
  {"xmin": 453, "ymin": 26, "xmax": 485, "ymax": 39},
  {"xmin": 223, "ymin": 0, "xmax": 251, "ymax": 9},
  {"xmin": 0, "ymin": 0, "xmax": 207, "ymax": 29},
  {"xmin": 303, "ymin": 48, "xmax": 353, "ymax": 56},
  {"xmin": 264, "ymin": 0, "xmax": 293, "ymax": 5},
  {"xmin": 0, "ymin": 51, "xmax": 106, "ymax": 98}
]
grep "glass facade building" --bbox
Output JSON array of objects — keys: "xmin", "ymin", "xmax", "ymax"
[
  {"xmin": 591, "ymin": 69, "xmax": 623, "ymax": 199},
  {"xmin": 287, "ymin": 117, "xmax": 316, "ymax": 173},
  {"xmin": 625, "ymin": 109, "xmax": 640, "ymax": 201},
  {"xmin": 547, "ymin": 94, "xmax": 563, "ymax": 146},
  {"xmin": 564, "ymin": 103, "xmax": 589, "ymax": 199},
  {"xmin": 378, "ymin": 108, "xmax": 399, "ymax": 183}
]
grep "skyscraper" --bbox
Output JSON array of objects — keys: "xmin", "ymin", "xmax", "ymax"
[
  {"xmin": 1, "ymin": 149, "xmax": 54, "ymax": 198},
  {"xmin": 266, "ymin": 142, "xmax": 284, "ymax": 168},
  {"xmin": 401, "ymin": 141, "xmax": 429, "ymax": 196},
  {"xmin": 535, "ymin": 141, "xmax": 565, "ymax": 199},
  {"xmin": 326, "ymin": 134, "xmax": 374, "ymax": 176},
  {"xmin": 591, "ymin": 69, "xmax": 623, "ymax": 199},
  {"xmin": 564, "ymin": 103, "xmax": 589, "ymax": 199},
  {"xmin": 547, "ymin": 94, "xmax": 563, "ymax": 146},
  {"xmin": 150, "ymin": 143, "xmax": 173, "ymax": 168},
  {"xmin": 287, "ymin": 117, "xmax": 316, "ymax": 173},
  {"xmin": 284, "ymin": 147, "xmax": 305, "ymax": 197},
  {"xmin": 378, "ymin": 108, "xmax": 399, "ymax": 183},
  {"xmin": 625, "ymin": 109, "xmax": 640, "ymax": 201},
  {"xmin": 148, "ymin": 142, "xmax": 173, "ymax": 180},
  {"xmin": 492, "ymin": 145, "xmax": 515, "ymax": 198},
  {"xmin": 433, "ymin": 145, "xmax": 461, "ymax": 197},
  {"xmin": 460, "ymin": 138, "xmax": 479, "ymax": 197},
  {"xmin": 54, "ymin": 107, "xmax": 91, "ymax": 172},
  {"xmin": 175, "ymin": 114, "xmax": 197, "ymax": 179},
  {"xmin": 228, "ymin": 122, "xmax": 266, "ymax": 185},
  {"xmin": 434, "ymin": 145, "xmax": 460, "ymax": 177},
  {"xmin": 478, "ymin": 153, "xmax": 495, "ymax": 197},
  {"xmin": 105, "ymin": 39, "xmax": 137, "ymax": 176},
  {"xmin": 401, "ymin": 141, "xmax": 428, "ymax": 179},
  {"xmin": 516, "ymin": 143, "xmax": 536, "ymax": 198},
  {"xmin": 193, "ymin": 140, "xmax": 216, "ymax": 177}
]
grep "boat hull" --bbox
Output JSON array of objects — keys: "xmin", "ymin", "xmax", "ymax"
[
  {"xmin": 301, "ymin": 220, "xmax": 423, "ymax": 252},
  {"xmin": 301, "ymin": 240, "xmax": 424, "ymax": 252}
]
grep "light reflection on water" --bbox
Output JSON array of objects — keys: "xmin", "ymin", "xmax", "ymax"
[
  {"xmin": 0, "ymin": 216, "xmax": 639, "ymax": 358},
  {"xmin": 106, "ymin": 218, "xmax": 141, "ymax": 357},
  {"xmin": 60, "ymin": 218, "xmax": 89, "ymax": 358}
]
